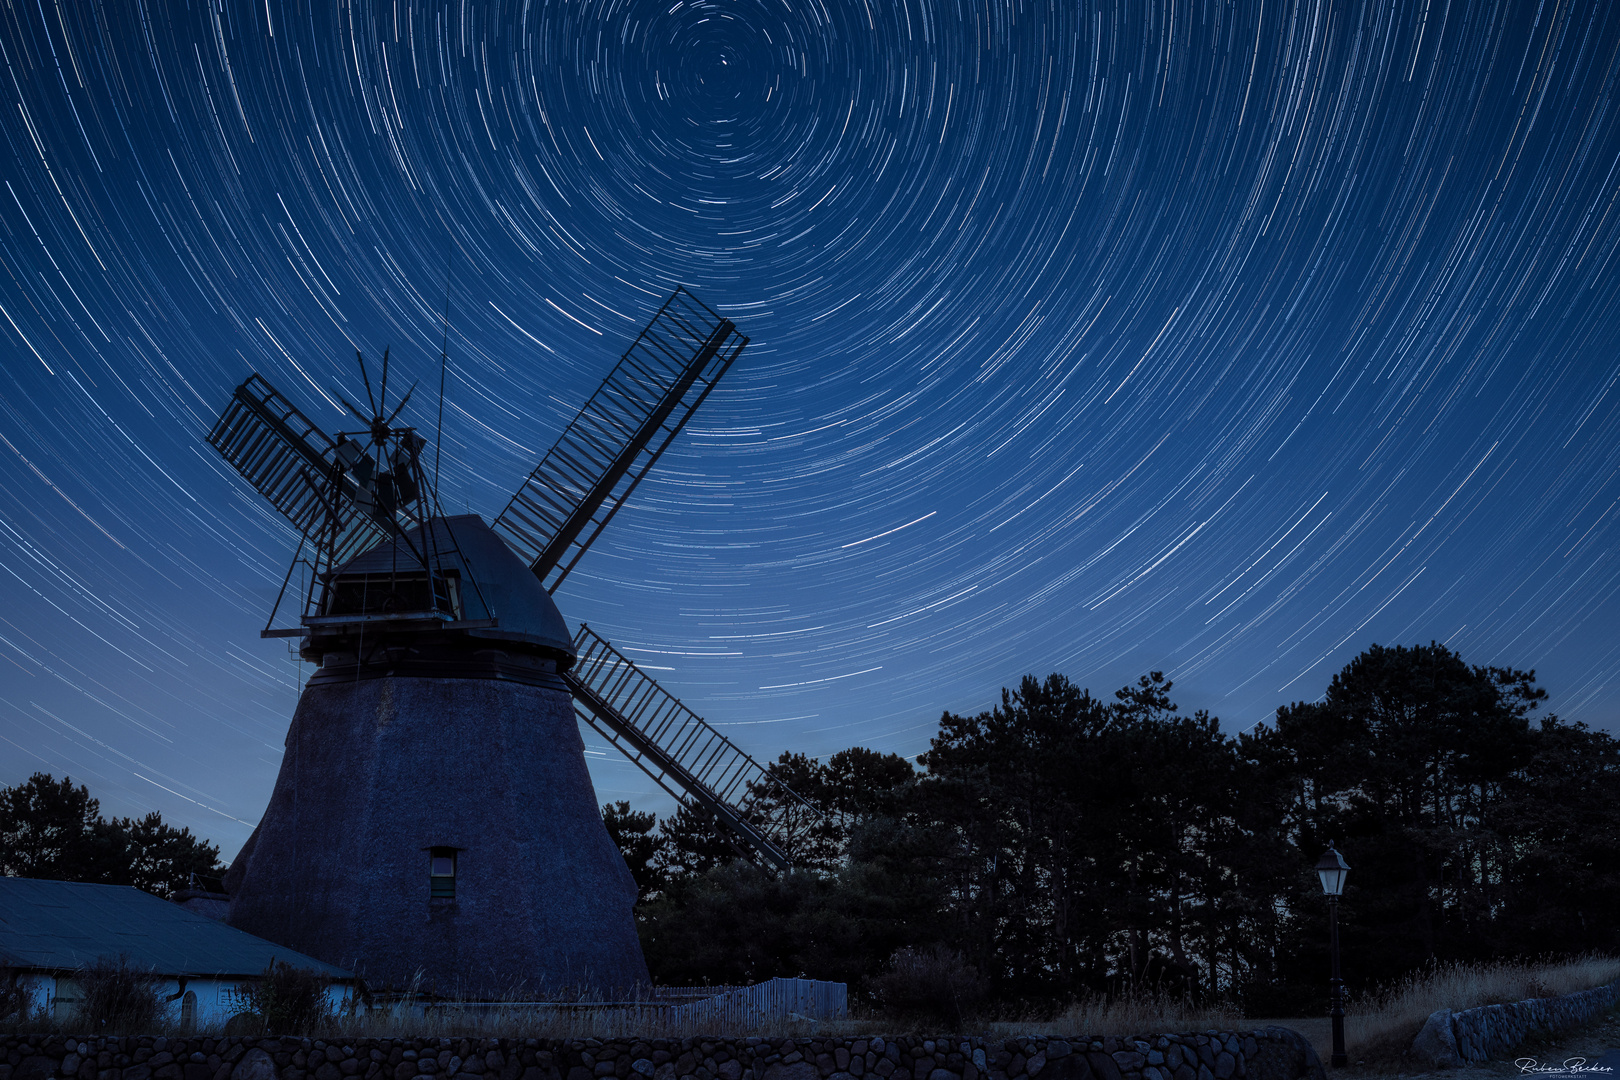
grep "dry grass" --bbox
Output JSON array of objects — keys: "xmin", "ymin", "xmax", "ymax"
[
  {"xmin": 1347, "ymin": 954, "xmax": 1620, "ymax": 1062},
  {"xmin": 348, "ymin": 998, "xmax": 1248, "ymax": 1040},
  {"xmin": 1040, "ymin": 992, "xmax": 1244, "ymax": 1037},
  {"xmin": 68, "ymin": 957, "xmax": 171, "ymax": 1035},
  {"xmin": 986, "ymin": 956, "xmax": 1620, "ymax": 1058},
  {"xmin": 1245, "ymin": 955, "xmax": 1620, "ymax": 1068}
]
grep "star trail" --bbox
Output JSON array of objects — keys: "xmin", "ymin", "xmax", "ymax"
[{"xmin": 3, "ymin": 0, "xmax": 1620, "ymax": 853}]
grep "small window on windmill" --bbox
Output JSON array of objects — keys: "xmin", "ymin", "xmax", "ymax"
[{"xmin": 429, "ymin": 847, "xmax": 457, "ymax": 899}]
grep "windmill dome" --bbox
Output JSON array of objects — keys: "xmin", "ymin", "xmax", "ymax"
[{"xmin": 302, "ymin": 514, "xmax": 577, "ymax": 684}]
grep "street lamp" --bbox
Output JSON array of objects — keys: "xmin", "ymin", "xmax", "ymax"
[{"xmin": 1316, "ymin": 841, "xmax": 1351, "ymax": 1068}]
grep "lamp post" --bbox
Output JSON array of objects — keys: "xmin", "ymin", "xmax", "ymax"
[{"xmin": 1316, "ymin": 841, "xmax": 1351, "ymax": 1067}]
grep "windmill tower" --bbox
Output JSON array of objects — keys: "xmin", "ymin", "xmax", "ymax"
[{"xmin": 207, "ymin": 288, "xmax": 818, "ymax": 996}]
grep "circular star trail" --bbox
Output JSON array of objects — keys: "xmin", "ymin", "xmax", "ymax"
[{"xmin": 3, "ymin": 0, "xmax": 1619, "ymax": 850}]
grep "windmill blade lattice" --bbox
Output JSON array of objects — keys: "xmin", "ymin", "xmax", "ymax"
[
  {"xmin": 492, "ymin": 287, "xmax": 748, "ymax": 593},
  {"xmin": 208, "ymin": 374, "xmax": 390, "ymax": 564},
  {"xmin": 564, "ymin": 624, "xmax": 816, "ymax": 870}
]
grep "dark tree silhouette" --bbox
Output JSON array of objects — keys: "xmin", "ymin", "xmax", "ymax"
[
  {"xmin": 579, "ymin": 644, "xmax": 1618, "ymax": 1010},
  {"xmin": 1490, "ymin": 715, "xmax": 1620, "ymax": 955},
  {"xmin": 601, "ymin": 799, "xmax": 663, "ymax": 902},
  {"xmin": 653, "ymin": 801, "xmax": 744, "ymax": 880},
  {"xmin": 0, "ymin": 774, "xmax": 126, "ymax": 884},
  {"xmin": 0, "ymin": 773, "xmax": 224, "ymax": 898},
  {"xmin": 1244, "ymin": 642, "xmax": 1554, "ymax": 991}
]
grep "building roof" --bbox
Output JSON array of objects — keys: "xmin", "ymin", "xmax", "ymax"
[
  {"xmin": 0, "ymin": 878, "xmax": 354, "ymax": 980},
  {"xmin": 336, "ymin": 514, "xmax": 575, "ymax": 659}
]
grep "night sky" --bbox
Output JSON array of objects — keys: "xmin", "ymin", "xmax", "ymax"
[{"xmin": 4, "ymin": 0, "xmax": 1620, "ymax": 858}]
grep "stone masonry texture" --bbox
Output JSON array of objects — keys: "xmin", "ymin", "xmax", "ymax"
[
  {"xmin": 0, "ymin": 1030, "xmax": 1325, "ymax": 1080},
  {"xmin": 1410, "ymin": 977, "xmax": 1620, "ymax": 1068}
]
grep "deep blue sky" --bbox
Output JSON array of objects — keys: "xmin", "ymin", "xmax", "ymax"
[{"xmin": 3, "ymin": 0, "xmax": 1619, "ymax": 858}]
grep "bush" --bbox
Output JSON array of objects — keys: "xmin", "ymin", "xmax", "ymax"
[
  {"xmin": 1, "ymin": 970, "xmax": 32, "ymax": 1028},
  {"xmin": 76, "ymin": 955, "xmax": 167, "ymax": 1032},
  {"xmin": 865, "ymin": 945, "xmax": 985, "ymax": 1029},
  {"xmin": 235, "ymin": 960, "xmax": 333, "ymax": 1034}
]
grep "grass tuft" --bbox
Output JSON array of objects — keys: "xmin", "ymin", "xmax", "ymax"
[
  {"xmin": 1044, "ymin": 992, "xmax": 1244, "ymax": 1037},
  {"xmin": 73, "ymin": 956, "xmax": 170, "ymax": 1035}
]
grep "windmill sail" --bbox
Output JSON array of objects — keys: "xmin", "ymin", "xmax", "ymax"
[
  {"xmin": 564, "ymin": 625, "xmax": 818, "ymax": 870},
  {"xmin": 208, "ymin": 374, "xmax": 390, "ymax": 564},
  {"xmin": 492, "ymin": 287, "xmax": 748, "ymax": 593}
]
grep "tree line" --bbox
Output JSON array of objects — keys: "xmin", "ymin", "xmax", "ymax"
[
  {"xmin": 4, "ymin": 641, "xmax": 1613, "ymax": 1014},
  {"xmin": 0, "ymin": 773, "xmax": 225, "ymax": 898},
  {"xmin": 607, "ymin": 642, "xmax": 1620, "ymax": 1014}
]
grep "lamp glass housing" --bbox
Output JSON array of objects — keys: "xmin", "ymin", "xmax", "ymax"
[{"xmin": 1316, "ymin": 845, "xmax": 1350, "ymax": 896}]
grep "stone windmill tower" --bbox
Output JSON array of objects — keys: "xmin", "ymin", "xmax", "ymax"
[{"xmin": 207, "ymin": 288, "xmax": 817, "ymax": 995}]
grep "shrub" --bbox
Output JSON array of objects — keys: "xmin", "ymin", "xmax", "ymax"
[
  {"xmin": 1, "ymin": 970, "xmax": 32, "ymax": 1028},
  {"xmin": 75, "ymin": 955, "xmax": 167, "ymax": 1032},
  {"xmin": 865, "ymin": 945, "xmax": 985, "ymax": 1029},
  {"xmin": 236, "ymin": 960, "xmax": 333, "ymax": 1034}
]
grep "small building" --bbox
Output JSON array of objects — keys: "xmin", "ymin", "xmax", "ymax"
[{"xmin": 0, "ymin": 877, "xmax": 355, "ymax": 1026}]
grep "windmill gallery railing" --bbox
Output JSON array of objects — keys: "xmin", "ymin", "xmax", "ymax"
[{"xmin": 563, "ymin": 624, "xmax": 819, "ymax": 871}]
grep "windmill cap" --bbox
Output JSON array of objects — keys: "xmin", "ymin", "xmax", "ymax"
[{"xmin": 333, "ymin": 514, "xmax": 576, "ymax": 662}]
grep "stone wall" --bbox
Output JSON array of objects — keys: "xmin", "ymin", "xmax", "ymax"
[
  {"xmin": 1410, "ymin": 977, "xmax": 1620, "ymax": 1067},
  {"xmin": 0, "ymin": 1031, "xmax": 1324, "ymax": 1080}
]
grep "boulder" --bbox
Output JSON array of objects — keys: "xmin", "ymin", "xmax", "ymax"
[
  {"xmin": 761, "ymin": 1065, "xmax": 818, "ymax": 1080},
  {"xmin": 233, "ymin": 1051, "xmax": 278, "ymax": 1080},
  {"xmin": 1244, "ymin": 1028, "xmax": 1324, "ymax": 1080},
  {"xmin": 1411, "ymin": 1010, "xmax": 1461, "ymax": 1070}
]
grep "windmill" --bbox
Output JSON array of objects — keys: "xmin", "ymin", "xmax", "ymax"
[{"xmin": 208, "ymin": 287, "xmax": 818, "ymax": 995}]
